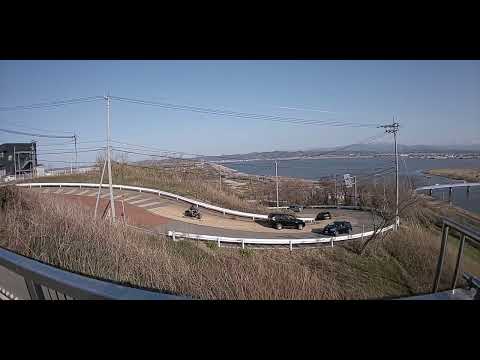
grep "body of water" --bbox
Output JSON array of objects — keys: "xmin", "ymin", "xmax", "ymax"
[{"xmin": 225, "ymin": 158, "xmax": 480, "ymax": 214}]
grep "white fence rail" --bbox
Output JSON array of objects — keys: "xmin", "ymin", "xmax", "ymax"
[
  {"xmin": 169, "ymin": 224, "xmax": 395, "ymax": 248},
  {"xmin": 16, "ymin": 182, "xmax": 316, "ymax": 222}
]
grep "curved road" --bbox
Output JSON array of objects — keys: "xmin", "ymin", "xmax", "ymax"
[{"xmin": 26, "ymin": 186, "xmax": 382, "ymax": 239}]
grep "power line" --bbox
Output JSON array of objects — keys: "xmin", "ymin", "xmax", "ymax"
[
  {"xmin": 1, "ymin": 119, "xmax": 75, "ymax": 135},
  {"xmin": 110, "ymin": 95, "xmax": 379, "ymax": 128},
  {"xmin": 111, "ymin": 148, "xmax": 198, "ymax": 162},
  {"xmin": 37, "ymin": 159, "xmax": 98, "ymax": 164},
  {"xmin": 0, "ymin": 96, "xmax": 103, "ymax": 112},
  {"xmin": 0, "ymin": 127, "xmax": 75, "ymax": 139},
  {"xmin": 110, "ymin": 140, "xmax": 203, "ymax": 158},
  {"xmin": 36, "ymin": 148, "xmax": 104, "ymax": 155}
]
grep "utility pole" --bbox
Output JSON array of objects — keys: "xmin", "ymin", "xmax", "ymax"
[
  {"xmin": 379, "ymin": 119, "xmax": 400, "ymax": 229},
  {"xmin": 353, "ymin": 176, "xmax": 357, "ymax": 207},
  {"xmin": 334, "ymin": 174, "xmax": 337, "ymax": 207},
  {"xmin": 13, "ymin": 146, "xmax": 16, "ymax": 179},
  {"xmin": 105, "ymin": 95, "xmax": 116, "ymax": 222},
  {"xmin": 74, "ymin": 133, "xmax": 78, "ymax": 172},
  {"xmin": 219, "ymin": 168, "xmax": 222, "ymax": 190},
  {"xmin": 275, "ymin": 160, "xmax": 279, "ymax": 208},
  {"xmin": 94, "ymin": 153, "xmax": 108, "ymax": 219}
]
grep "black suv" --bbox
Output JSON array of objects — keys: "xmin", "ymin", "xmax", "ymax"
[
  {"xmin": 268, "ymin": 213, "xmax": 306, "ymax": 230},
  {"xmin": 322, "ymin": 221, "xmax": 353, "ymax": 236},
  {"xmin": 316, "ymin": 211, "xmax": 332, "ymax": 220}
]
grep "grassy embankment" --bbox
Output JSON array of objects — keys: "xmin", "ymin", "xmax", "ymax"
[
  {"xmin": 27, "ymin": 162, "xmax": 270, "ymax": 214},
  {"xmin": 1, "ymin": 185, "xmax": 473, "ymax": 299},
  {"xmin": 424, "ymin": 168, "xmax": 480, "ymax": 183}
]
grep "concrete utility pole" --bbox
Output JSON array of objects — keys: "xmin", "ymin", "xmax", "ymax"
[
  {"xmin": 74, "ymin": 133, "xmax": 78, "ymax": 172},
  {"xmin": 379, "ymin": 119, "xmax": 400, "ymax": 229},
  {"xmin": 94, "ymin": 154, "xmax": 108, "ymax": 219},
  {"xmin": 353, "ymin": 176, "xmax": 357, "ymax": 207},
  {"xmin": 219, "ymin": 167, "xmax": 222, "ymax": 190},
  {"xmin": 334, "ymin": 174, "xmax": 338, "ymax": 207},
  {"xmin": 105, "ymin": 95, "xmax": 116, "ymax": 222},
  {"xmin": 13, "ymin": 146, "xmax": 16, "ymax": 178},
  {"xmin": 275, "ymin": 160, "xmax": 279, "ymax": 208}
]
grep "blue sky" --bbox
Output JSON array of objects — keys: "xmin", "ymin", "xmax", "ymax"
[{"xmin": 1, "ymin": 60, "xmax": 479, "ymax": 166}]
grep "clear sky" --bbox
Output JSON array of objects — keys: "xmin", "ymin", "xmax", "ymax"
[{"xmin": 1, "ymin": 60, "xmax": 479, "ymax": 166}]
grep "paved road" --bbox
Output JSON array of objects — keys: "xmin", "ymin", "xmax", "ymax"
[{"xmin": 27, "ymin": 186, "xmax": 383, "ymax": 239}]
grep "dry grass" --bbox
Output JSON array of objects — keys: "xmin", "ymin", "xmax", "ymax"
[
  {"xmin": 0, "ymin": 186, "xmax": 463, "ymax": 299},
  {"xmin": 28, "ymin": 162, "xmax": 269, "ymax": 214}
]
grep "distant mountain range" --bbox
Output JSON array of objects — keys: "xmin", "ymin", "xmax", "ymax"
[{"xmin": 198, "ymin": 143, "xmax": 480, "ymax": 162}]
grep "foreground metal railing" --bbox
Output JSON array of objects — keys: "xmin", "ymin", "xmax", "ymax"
[
  {"xmin": 431, "ymin": 218, "xmax": 480, "ymax": 299},
  {"xmin": 0, "ymin": 247, "xmax": 182, "ymax": 300}
]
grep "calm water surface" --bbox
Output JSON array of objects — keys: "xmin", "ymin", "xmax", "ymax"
[{"xmin": 225, "ymin": 158, "xmax": 480, "ymax": 214}]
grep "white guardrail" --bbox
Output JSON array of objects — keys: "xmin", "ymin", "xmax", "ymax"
[
  {"xmin": 16, "ymin": 182, "xmax": 315, "ymax": 222},
  {"xmin": 168, "ymin": 225, "xmax": 395, "ymax": 249}
]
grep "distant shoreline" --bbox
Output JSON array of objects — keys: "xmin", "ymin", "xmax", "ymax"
[
  {"xmin": 424, "ymin": 168, "xmax": 480, "ymax": 183},
  {"xmin": 210, "ymin": 155, "xmax": 480, "ymax": 164}
]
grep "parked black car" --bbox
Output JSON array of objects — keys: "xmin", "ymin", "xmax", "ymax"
[
  {"xmin": 268, "ymin": 213, "xmax": 306, "ymax": 230},
  {"xmin": 288, "ymin": 205, "xmax": 304, "ymax": 213},
  {"xmin": 316, "ymin": 211, "xmax": 332, "ymax": 220},
  {"xmin": 322, "ymin": 221, "xmax": 353, "ymax": 236}
]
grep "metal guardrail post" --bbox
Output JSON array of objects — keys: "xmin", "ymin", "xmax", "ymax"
[
  {"xmin": 25, "ymin": 279, "xmax": 45, "ymax": 300},
  {"xmin": 451, "ymin": 234, "xmax": 466, "ymax": 292},
  {"xmin": 432, "ymin": 223, "xmax": 449, "ymax": 293}
]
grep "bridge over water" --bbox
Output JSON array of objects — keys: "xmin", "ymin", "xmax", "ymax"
[{"xmin": 415, "ymin": 182, "xmax": 480, "ymax": 197}]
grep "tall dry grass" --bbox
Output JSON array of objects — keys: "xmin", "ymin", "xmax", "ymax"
[
  {"xmin": 0, "ymin": 186, "xmax": 460, "ymax": 299},
  {"xmin": 28, "ymin": 162, "xmax": 268, "ymax": 214}
]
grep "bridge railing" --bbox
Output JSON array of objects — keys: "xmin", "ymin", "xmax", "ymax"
[{"xmin": 0, "ymin": 246, "xmax": 182, "ymax": 300}]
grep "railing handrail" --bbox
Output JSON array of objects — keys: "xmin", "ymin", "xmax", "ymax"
[
  {"xmin": 432, "ymin": 218, "xmax": 480, "ymax": 295},
  {"xmin": 0, "ymin": 246, "xmax": 182, "ymax": 300}
]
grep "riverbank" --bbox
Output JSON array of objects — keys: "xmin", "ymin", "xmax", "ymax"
[{"xmin": 424, "ymin": 168, "xmax": 480, "ymax": 183}]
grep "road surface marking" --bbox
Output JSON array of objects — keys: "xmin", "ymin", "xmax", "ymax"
[
  {"xmin": 137, "ymin": 202, "xmax": 162, "ymax": 208},
  {"xmin": 123, "ymin": 195, "xmax": 143, "ymax": 201},
  {"xmin": 64, "ymin": 189, "xmax": 77, "ymax": 195},
  {"xmin": 100, "ymin": 192, "xmax": 113, "ymax": 198},
  {"xmin": 77, "ymin": 189, "xmax": 91, "ymax": 196},
  {"xmin": 54, "ymin": 188, "xmax": 64, "ymax": 194},
  {"xmin": 129, "ymin": 198, "xmax": 151, "ymax": 205},
  {"xmin": 146, "ymin": 205, "xmax": 169, "ymax": 212}
]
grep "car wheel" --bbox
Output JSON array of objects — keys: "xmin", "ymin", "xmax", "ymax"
[
  {"xmin": 276, "ymin": 223, "xmax": 282, "ymax": 230},
  {"xmin": 297, "ymin": 224, "xmax": 304, "ymax": 230}
]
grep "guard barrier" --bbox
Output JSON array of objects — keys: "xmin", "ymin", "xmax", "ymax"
[{"xmin": 168, "ymin": 224, "xmax": 395, "ymax": 249}]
